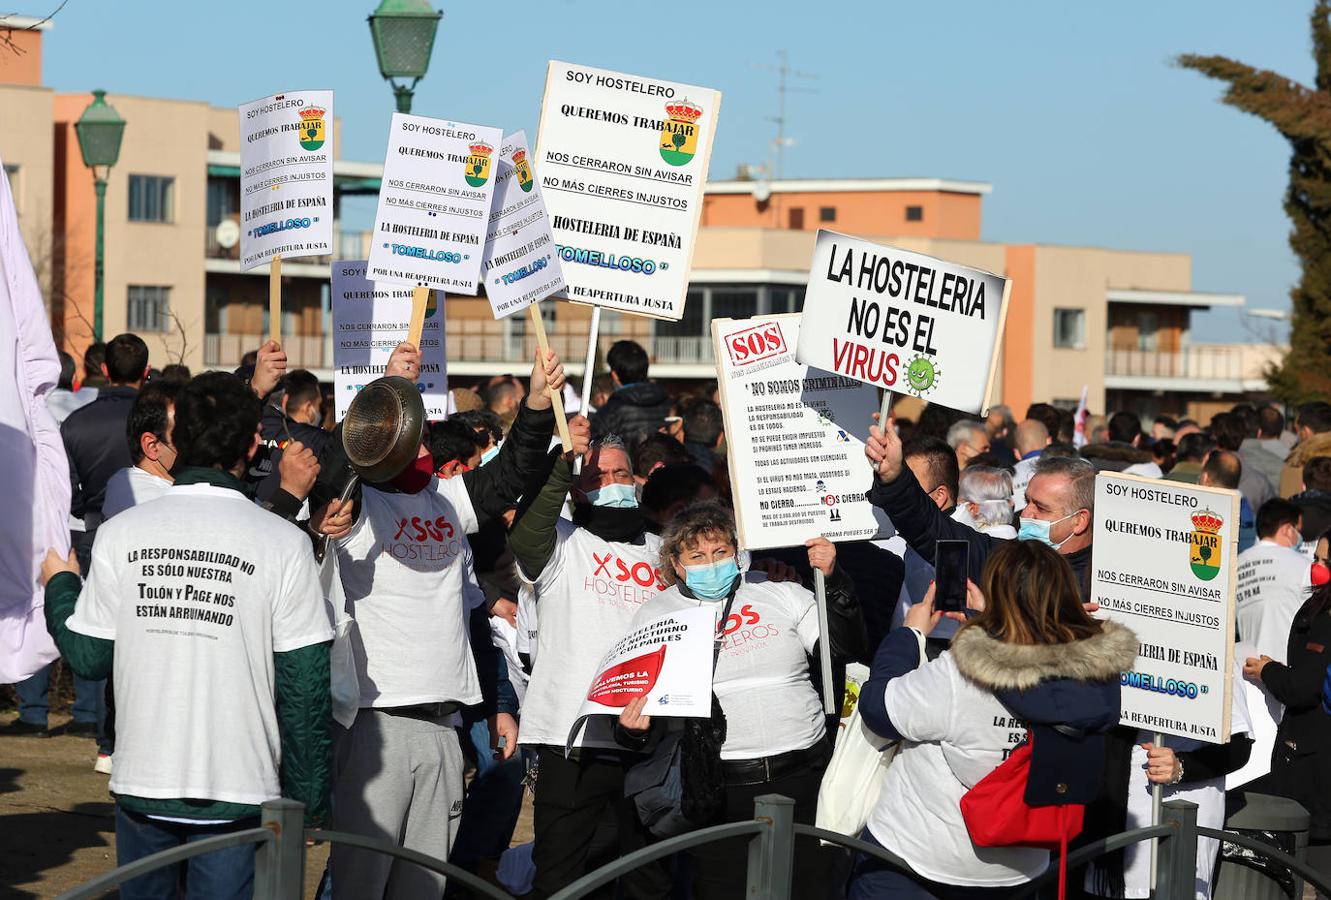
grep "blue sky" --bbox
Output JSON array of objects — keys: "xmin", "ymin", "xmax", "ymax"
[{"xmin": 32, "ymin": 0, "xmax": 1313, "ymax": 342}]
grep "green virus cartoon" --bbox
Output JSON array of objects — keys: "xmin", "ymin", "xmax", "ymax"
[{"xmin": 903, "ymin": 356, "xmax": 940, "ymax": 397}]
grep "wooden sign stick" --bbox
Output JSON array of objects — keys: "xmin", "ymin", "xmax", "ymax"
[
  {"xmin": 528, "ymin": 302, "xmax": 572, "ymax": 453},
  {"xmin": 408, "ymin": 284, "xmax": 430, "ymax": 350},
  {"xmin": 269, "ymin": 255, "xmax": 282, "ymax": 346}
]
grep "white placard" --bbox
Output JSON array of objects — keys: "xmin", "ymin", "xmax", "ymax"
[
  {"xmin": 535, "ymin": 60, "xmax": 721, "ymax": 320},
  {"xmin": 332, "ymin": 260, "xmax": 448, "ymax": 420},
  {"xmin": 238, "ymin": 90, "xmax": 334, "ymax": 270},
  {"xmin": 366, "ymin": 114, "xmax": 503, "ymax": 294},
  {"xmin": 794, "ymin": 230, "xmax": 1010, "ymax": 415},
  {"xmin": 566, "ymin": 606, "xmax": 716, "ymax": 753},
  {"xmin": 480, "ymin": 130, "xmax": 567, "ymax": 319},
  {"xmin": 713, "ymin": 314, "xmax": 891, "ymax": 551},
  {"xmin": 1091, "ymin": 472, "xmax": 1238, "ymax": 743}
]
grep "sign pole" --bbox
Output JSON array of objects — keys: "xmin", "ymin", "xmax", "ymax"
[
  {"xmin": 813, "ymin": 568, "xmax": 836, "ymax": 716},
  {"xmin": 269, "ymin": 255, "xmax": 282, "ymax": 346},
  {"xmin": 1149, "ymin": 730, "xmax": 1164, "ymax": 892},
  {"xmin": 528, "ymin": 303, "xmax": 573, "ymax": 452},
  {"xmin": 407, "ymin": 285, "xmax": 430, "ymax": 351},
  {"xmin": 573, "ymin": 306, "xmax": 602, "ymax": 475},
  {"xmin": 879, "ymin": 390, "xmax": 895, "ymax": 427}
]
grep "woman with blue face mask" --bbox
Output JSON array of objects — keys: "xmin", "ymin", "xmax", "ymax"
[{"xmin": 615, "ymin": 500, "xmax": 865, "ymax": 900}]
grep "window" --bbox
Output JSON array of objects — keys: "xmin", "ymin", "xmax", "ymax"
[
  {"xmin": 787, "ymin": 207, "xmax": 805, "ymax": 229},
  {"xmin": 905, "ymin": 205, "xmax": 923, "ymax": 222},
  {"xmin": 127, "ymin": 285, "xmax": 170, "ymax": 331},
  {"xmin": 129, "ymin": 175, "xmax": 175, "ymax": 223},
  {"xmin": 769, "ymin": 287, "xmax": 805, "ymax": 314},
  {"xmin": 819, "ymin": 206, "xmax": 836, "ymax": 223},
  {"xmin": 1053, "ymin": 308, "xmax": 1085, "ymax": 349},
  {"xmin": 1137, "ymin": 312, "xmax": 1159, "ymax": 352}
]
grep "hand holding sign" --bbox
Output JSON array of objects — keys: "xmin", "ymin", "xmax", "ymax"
[
  {"xmin": 619, "ymin": 695, "xmax": 652, "ymax": 736},
  {"xmin": 251, "ymin": 340, "xmax": 287, "ymax": 399},
  {"xmin": 864, "ymin": 418, "xmax": 903, "ymax": 484},
  {"xmin": 385, "ymin": 341, "xmax": 422, "ymax": 382},
  {"xmin": 804, "ymin": 537, "xmax": 837, "ymax": 577},
  {"xmin": 566, "ymin": 415, "xmax": 591, "ymax": 462}
]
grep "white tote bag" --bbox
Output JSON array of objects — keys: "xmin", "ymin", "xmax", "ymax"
[{"xmin": 815, "ymin": 629, "xmax": 925, "ymax": 838}]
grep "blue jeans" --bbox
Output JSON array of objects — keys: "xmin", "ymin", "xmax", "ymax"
[
  {"xmin": 16, "ymin": 662, "xmax": 104, "ymax": 730},
  {"xmin": 449, "ymin": 717, "xmax": 528, "ymax": 870},
  {"xmin": 115, "ymin": 807, "xmax": 257, "ymax": 900}
]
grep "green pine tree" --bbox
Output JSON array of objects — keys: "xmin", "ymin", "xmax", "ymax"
[{"xmin": 1180, "ymin": 2, "xmax": 1331, "ymax": 403}]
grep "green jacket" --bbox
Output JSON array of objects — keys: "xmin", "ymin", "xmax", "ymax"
[{"xmin": 44, "ymin": 466, "xmax": 332, "ymax": 824}]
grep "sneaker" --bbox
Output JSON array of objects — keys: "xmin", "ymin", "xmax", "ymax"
[
  {"xmin": 0, "ymin": 719, "xmax": 50, "ymax": 738},
  {"xmin": 64, "ymin": 721, "xmax": 98, "ymax": 738},
  {"xmin": 94, "ymin": 753, "xmax": 113, "ymax": 775}
]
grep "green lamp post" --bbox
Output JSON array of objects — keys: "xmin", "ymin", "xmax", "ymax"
[
  {"xmin": 74, "ymin": 90, "xmax": 126, "ymax": 342},
  {"xmin": 368, "ymin": 0, "xmax": 443, "ymax": 114}
]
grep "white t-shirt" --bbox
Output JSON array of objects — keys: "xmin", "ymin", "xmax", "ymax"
[
  {"xmin": 515, "ymin": 579, "xmax": 537, "ymax": 662},
  {"xmin": 867, "ymin": 650, "xmax": 1048, "ymax": 887},
  {"xmin": 102, "ymin": 466, "xmax": 171, "ymax": 520},
  {"xmin": 1235, "ymin": 540, "xmax": 1311, "ymax": 661},
  {"xmin": 1123, "ymin": 461, "xmax": 1163, "ymax": 479},
  {"xmin": 633, "ymin": 573, "xmax": 826, "ymax": 760},
  {"xmin": 490, "ymin": 615, "xmax": 528, "ymax": 706},
  {"xmin": 335, "ymin": 477, "xmax": 482, "ymax": 709},
  {"xmin": 66, "ymin": 481, "xmax": 333, "ymax": 805},
  {"xmin": 519, "ymin": 520, "xmax": 664, "ymax": 750}
]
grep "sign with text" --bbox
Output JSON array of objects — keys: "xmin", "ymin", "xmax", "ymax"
[
  {"xmin": 566, "ymin": 606, "xmax": 716, "ymax": 754},
  {"xmin": 1091, "ymin": 472, "xmax": 1238, "ymax": 743},
  {"xmin": 714, "ymin": 314, "xmax": 891, "ymax": 550},
  {"xmin": 480, "ymin": 130, "xmax": 566, "ymax": 318},
  {"xmin": 238, "ymin": 90, "xmax": 334, "ymax": 270},
  {"xmin": 535, "ymin": 60, "xmax": 721, "ymax": 320},
  {"xmin": 367, "ymin": 113, "xmax": 503, "ymax": 293},
  {"xmin": 794, "ymin": 231, "xmax": 1009, "ymax": 414},
  {"xmin": 332, "ymin": 261, "xmax": 447, "ymax": 419}
]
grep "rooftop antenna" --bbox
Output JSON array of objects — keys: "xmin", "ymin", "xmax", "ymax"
[{"xmin": 752, "ymin": 50, "xmax": 818, "ymax": 181}]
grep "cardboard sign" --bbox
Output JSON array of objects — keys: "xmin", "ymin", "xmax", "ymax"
[
  {"xmin": 534, "ymin": 60, "xmax": 721, "ymax": 320},
  {"xmin": 480, "ymin": 130, "xmax": 567, "ymax": 319},
  {"xmin": 794, "ymin": 230, "xmax": 1010, "ymax": 414},
  {"xmin": 367, "ymin": 114, "xmax": 503, "ymax": 294},
  {"xmin": 238, "ymin": 90, "xmax": 335, "ymax": 270},
  {"xmin": 1091, "ymin": 472, "xmax": 1239, "ymax": 743},
  {"xmin": 713, "ymin": 314, "xmax": 891, "ymax": 550},
  {"xmin": 566, "ymin": 606, "xmax": 716, "ymax": 754},
  {"xmin": 332, "ymin": 261, "xmax": 448, "ymax": 419}
]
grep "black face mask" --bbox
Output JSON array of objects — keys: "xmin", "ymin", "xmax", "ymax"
[{"xmin": 573, "ymin": 503, "xmax": 645, "ymax": 543}]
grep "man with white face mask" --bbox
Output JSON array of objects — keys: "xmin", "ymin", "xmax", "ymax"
[
  {"xmin": 867, "ymin": 419, "xmax": 1098, "ymax": 600},
  {"xmin": 506, "ymin": 427, "xmax": 672, "ymax": 900}
]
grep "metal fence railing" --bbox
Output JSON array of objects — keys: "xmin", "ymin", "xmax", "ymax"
[{"xmin": 54, "ymin": 796, "xmax": 1331, "ymax": 900}]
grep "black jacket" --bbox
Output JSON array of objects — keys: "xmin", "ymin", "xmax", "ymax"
[
  {"xmin": 868, "ymin": 466, "xmax": 1093, "ymax": 601},
  {"xmin": 1290, "ymin": 490, "xmax": 1331, "ymax": 547},
  {"xmin": 62, "ymin": 385, "xmax": 137, "ymax": 529},
  {"xmin": 591, "ymin": 382, "xmax": 673, "ymax": 447},
  {"xmin": 1262, "ymin": 594, "xmax": 1331, "ymax": 840},
  {"xmin": 248, "ymin": 404, "xmax": 334, "ymax": 503}
]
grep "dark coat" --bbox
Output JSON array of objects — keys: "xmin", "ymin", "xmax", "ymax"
[
  {"xmin": 1290, "ymin": 490, "xmax": 1331, "ymax": 547},
  {"xmin": 591, "ymin": 382, "xmax": 673, "ymax": 448},
  {"xmin": 61, "ymin": 385, "xmax": 137, "ymax": 528},
  {"xmin": 247, "ymin": 404, "xmax": 334, "ymax": 502},
  {"xmin": 1079, "ymin": 441, "xmax": 1152, "ymax": 474}
]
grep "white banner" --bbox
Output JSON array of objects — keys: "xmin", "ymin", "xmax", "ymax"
[
  {"xmin": 566, "ymin": 606, "xmax": 716, "ymax": 753},
  {"xmin": 794, "ymin": 230, "xmax": 1009, "ymax": 415},
  {"xmin": 332, "ymin": 260, "xmax": 447, "ymax": 420},
  {"xmin": 238, "ymin": 90, "xmax": 334, "ymax": 270},
  {"xmin": 480, "ymin": 130, "xmax": 567, "ymax": 319},
  {"xmin": 1091, "ymin": 472, "xmax": 1238, "ymax": 743},
  {"xmin": 535, "ymin": 60, "xmax": 721, "ymax": 320},
  {"xmin": 713, "ymin": 314, "xmax": 890, "ymax": 550},
  {"xmin": 367, "ymin": 114, "xmax": 503, "ymax": 294}
]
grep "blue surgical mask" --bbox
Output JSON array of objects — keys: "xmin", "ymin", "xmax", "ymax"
[
  {"xmin": 684, "ymin": 558, "xmax": 739, "ymax": 600},
  {"xmin": 586, "ymin": 482, "xmax": 638, "ymax": 509},
  {"xmin": 1017, "ymin": 511, "xmax": 1078, "ymax": 550},
  {"xmin": 480, "ymin": 445, "xmax": 501, "ymax": 467}
]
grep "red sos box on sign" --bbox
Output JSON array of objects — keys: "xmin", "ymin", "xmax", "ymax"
[{"xmin": 726, "ymin": 321, "xmax": 787, "ymax": 367}]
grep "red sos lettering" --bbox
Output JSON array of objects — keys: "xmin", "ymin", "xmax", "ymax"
[
  {"xmin": 393, "ymin": 516, "xmax": 457, "ymax": 542},
  {"xmin": 726, "ymin": 322, "xmax": 786, "ymax": 367},
  {"xmin": 592, "ymin": 552, "xmax": 666, "ymax": 589},
  {"xmin": 720, "ymin": 604, "xmax": 762, "ymax": 635}
]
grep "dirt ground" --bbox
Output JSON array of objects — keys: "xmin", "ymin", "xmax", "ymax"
[{"xmin": 0, "ymin": 705, "xmax": 533, "ymax": 899}]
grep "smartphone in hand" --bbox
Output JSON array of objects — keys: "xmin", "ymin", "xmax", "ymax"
[{"xmin": 934, "ymin": 540, "xmax": 970, "ymax": 614}]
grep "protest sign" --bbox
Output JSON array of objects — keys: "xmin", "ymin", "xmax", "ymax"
[
  {"xmin": 332, "ymin": 261, "xmax": 447, "ymax": 419},
  {"xmin": 480, "ymin": 130, "xmax": 566, "ymax": 319},
  {"xmin": 366, "ymin": 113, "xmax": 503, "ymax": 294},
  {"xmin": 713, "ymin": 314, "xmax": 891, "ymax": 550},
  {"xmin": 534, "ymin": 60, "xmax": 721, "ymax": 320},
  {"xmin": 566, "ymin": 606, "xmax": 716, "ymax": 753},
  {"xmin": 1091, "ymin": 472, "xmax": 1238, "ymax": 742},
  {"xmin": 794, "ymin": 230, "xmax": 1010, "ymax": 415},
  {"xmin": 238, "ymin": 90, "xmax": 334, "ymax": 271}
]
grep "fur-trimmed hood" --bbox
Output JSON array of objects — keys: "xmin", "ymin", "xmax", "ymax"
[{"xmin": 951, "ymin": 620, "xmax": 1138, "ymax": 693}]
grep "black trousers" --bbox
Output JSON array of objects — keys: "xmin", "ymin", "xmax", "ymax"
[{"xmin": 530, "ymin": 745, "xmax": 672, "ymax": 900}]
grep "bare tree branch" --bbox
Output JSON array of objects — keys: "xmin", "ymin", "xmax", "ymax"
[{"xmin": 0, "ymin": 1, "xmax": 69, "ymax": 58}]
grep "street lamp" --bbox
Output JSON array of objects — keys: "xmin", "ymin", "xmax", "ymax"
[
  {"xmin": 74, "ymin": 90, "xmax": 126, "ymax": 342},
  {"xmin": 368, "ymin": 0, "xmax": 443, "ymax": 114}
]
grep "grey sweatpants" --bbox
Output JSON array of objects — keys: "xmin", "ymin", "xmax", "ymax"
[{"xmin": 330, "ymin": 709, "xmax": 466, "ymax": 900}]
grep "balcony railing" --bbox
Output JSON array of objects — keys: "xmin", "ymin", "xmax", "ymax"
[
  {"xmin": 205, "ymin": 333, "xmax": 331, "ymax": 370},
  {"xmin": 1104, "ymin": 344, "xmax": 1273, "ymax": 383}
]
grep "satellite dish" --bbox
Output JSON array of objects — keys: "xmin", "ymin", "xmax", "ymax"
[
  {"xmin": 752, "ymin": 180, "xmax": 771, "ymax": 204},
  {"xmin": 215, "ymin": 219, "xmax": 240, "ymax": 249}
]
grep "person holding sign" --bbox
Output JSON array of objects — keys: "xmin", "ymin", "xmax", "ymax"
[{"xmin": 616, "ymin": 501, "xmax": 864, "ymax": 900}]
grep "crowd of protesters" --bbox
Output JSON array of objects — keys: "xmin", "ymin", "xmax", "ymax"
[{"xmin": 8, "ymin": 333, "xmax": 1331, "ymax": 900}]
